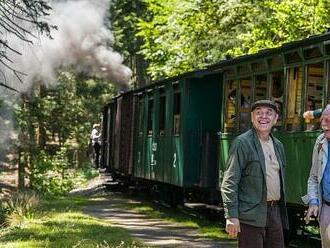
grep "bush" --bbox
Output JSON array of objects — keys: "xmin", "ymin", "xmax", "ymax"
[{"xmin": 31, "ymin": 147, "xmax": 75, "ymax": 196}]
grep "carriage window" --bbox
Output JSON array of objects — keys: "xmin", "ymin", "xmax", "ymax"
[
  {"xmin": 269, "ymin": 55, "xmax": 283, "ymax": 68},
  {"xmin": 147, "ymin": 98, "xmax": 154, "ymax": 135},
  {"xmin": 327, "ymin": 62, "xmax": 330, "ymax": 105},
  {"xmin": 271, "ymin": 71, "xmax": 284, "ymax": 126},
  {"xmin": 238, "ymin": 65, "xmax": 250, "ymax": 76},
  {"xmin": 305, "ymin": 63, "xmax": 324, "ymax": 131},
  {"xmin": 138, "ymin": 99, "xmax": 144, "ymax": 136},
  {"xmin": 303, "ymin": 47, "xmax": 322, "ymax": 59},
  {"xmin": 326, "ymin": 43, "xmax": 330, "ymax": 55},
  {"xmin": 252, "ymin": 62, "xmax": 266, "ymax": 72},
  {"xmin": 285, "ymin": 51, "xmax": 302, "ymax": 64},
  {"xmin": 224, "ymin": 80, "xmax": 237, "ymax": 133},
  {"xmin": 111, "ymin": 105, "xmax": 117, "ymax": 146},
  {"xmin": 224, "ymin": 68, "xmax": 235, "ymax": 78},
  {"xmin": 239, "ymin": 78, "xmax": 252, "ymax": 132},
  {"xmin": 159, "ymin": 94, "xmax": 166, "ymax": 135},
  {"xmin": 173, "ymin": 91, "xmax": 181, "ymax": 135},
  {"xmin": 255, "ymin": 74, "xmax": 268, "ymax": 101},
  {"xmin": 286, "ymin": 67, "xmax": 303, "ymax": 131}
]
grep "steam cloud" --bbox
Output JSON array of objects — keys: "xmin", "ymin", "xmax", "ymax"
[
  {"xmin": 1, "ymin": 0, "xmax": 132, "ymax": 93},
  {"xmin": 0, "ymin": 0, "xmax": 132, "ymax": 161}
]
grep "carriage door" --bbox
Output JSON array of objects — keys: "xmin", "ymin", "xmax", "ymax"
[
  {"xmin": 134, "ymin": 94, "xmax": 145, "ymax": 178},
  {"xmin": 156, "ymin": 88, "xmax": 166, "ymax": 182},
  {"xmin": 271, "ymin": 71, "xmax": 285, "ymax": 128},
  {"xmin": 146, "ymin": 93, "xmax": 155, "ymax": 180},
  {"xmin": 172, "ymin": 83, "xmax": 183, "ymax": 186},
  {"xmin": 238, "ymin": 77, "xmax": 252, "ymax": 132}
]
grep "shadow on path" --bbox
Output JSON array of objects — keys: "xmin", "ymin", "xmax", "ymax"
[{"xmin": 84, "ymin": 196, "xmax": 237, "ymax": 248}]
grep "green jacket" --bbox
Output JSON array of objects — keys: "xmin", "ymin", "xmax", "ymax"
[{"xmin": 221, "ymin": 128, "xmax": 289, "ymax": 228}]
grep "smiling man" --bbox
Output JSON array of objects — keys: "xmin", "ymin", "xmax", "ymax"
[
  {"xmin": 304, "ymin": 106, "xmax": 330, "ymax": 247},
  {"xmin": 221, "ymin": 99, "xmax": 289, "ymax": 248}
]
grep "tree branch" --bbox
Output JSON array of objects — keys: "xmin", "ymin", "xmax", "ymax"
[{"xmin": 0, "ymin": 0, "xmax": 52, "ymax": 90}]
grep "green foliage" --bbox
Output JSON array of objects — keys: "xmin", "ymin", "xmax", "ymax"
[
  {"xmin": 15, "ymin": 71, "xmax": 116, "ymax": 194},
  {"xmin": 110, "ymin": 0, "xmax": 149, "ymax": 86},
  {"xmin": 240, "ymin": 0, "xmax": 330, "ymax": 54},
  {"xmin": 30, "ymin": 147, "xmax": 74, "ymax": 196},
  {"xmin": 110, "ymin": 0, "xmax": 145, "ymax": 57},
  {"xmin": 137, "ymin": 0, "xmax": 265, "ymax": 79},
  {"xmin": 71, "ymin": 166, "xmax": 99, "ymax": 189},
  {"xmin": 132, "ymin": 0, "xmax": 330, "ymax": 79}
]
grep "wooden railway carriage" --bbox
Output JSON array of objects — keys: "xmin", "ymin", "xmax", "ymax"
[
  {"xmin": 101, "ymin": 101, "xmax": 116, "ymax": 172},
  {"xmin": 101, "ymin": 93, "xmax": 135, "ymax": 178},
  {"xmin": 215, "ymin": 32, "xmax": 330, "ymax": 234}
]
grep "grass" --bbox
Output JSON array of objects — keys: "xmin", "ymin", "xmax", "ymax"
[
  {"xmin": 0, "ymin": 196, "xmax": 146, "ymax": 248},
  {"xmin": 69, "ymin": 166, "xmax": 99, "ymax": 188},
  {"xmin": 119, "ymin": 197, "xmax": 234, "ymax": 241}
]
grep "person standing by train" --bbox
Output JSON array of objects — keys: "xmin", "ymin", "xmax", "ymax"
[
  {"xmin": 303, "ymin": 106, "xmax": 330, "ymax": 247},
  {"xmin": 221, "ymin": 100, "xmax": 288, "ymax": 248},
  {"xmin": 90, "ymin": 123, "xmax": 101, "ymax": 168},
  {"xmin": 303, "ymin": 95, "xmax": 330, "ymax": 120}
]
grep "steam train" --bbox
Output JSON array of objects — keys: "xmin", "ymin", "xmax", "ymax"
[{"xmin": 100, "ymin": 32, "xmax": 330, "ymax": 236}]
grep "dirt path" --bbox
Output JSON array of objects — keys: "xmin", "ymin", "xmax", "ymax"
[
  {"xmin": 84, "ymin": 195, "xmax": 237, "ymax": 248},
  {"xmin": 78, "ymin": 174, "xmax": 236, "ymax": 248},
  {"xmin": 85, "ymin": 195, "xmax": 236, "ymax": 248}
]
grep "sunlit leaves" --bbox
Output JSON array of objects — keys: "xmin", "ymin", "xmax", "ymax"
[
  {"xmin": 241, "ymin": 0, "xmax": 330, "ymax": 53},
  {"xmin": 134, "ymin": 0, "xmax": 330, "ymax": 80},
  {"xmin": 137, "ymin": 0, "xmax": 263, "ymax": 79}
]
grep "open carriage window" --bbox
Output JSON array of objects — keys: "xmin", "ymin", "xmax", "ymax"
[
  {"xmin": 147, "ymin": 96, "xmax": 154, "ymax": 136},
  {"xmin": 224, "ymin": 78, "xmax": 252, "ymax": 133},
  {"xmin": 305, "ymin": 63, "xmax": 324, "ymax": 131},
  {"xmin": 159, "ymin": 91, "xmax": 166, "ymax": 136},
  {"xmin": 138, "ymin": 97, "xmax": 144, "ymax": 137},
  {"xmin": 224, "ymin": 80, "xmax": 237, "ymax": 133},
  {"xmin": 173, "ymin": 84, "xmax": 181, "ymax": 136},
  {"xmin": 271, "ymin": 71, "xmax": 284, "ymax": 127},
  {"xmin": 255, "ymin": 74, "xmax": 268, "ymax": 101},
  {"xmin": 286, "ymin": 67, "xmax": 303, "ymax": 131},
  {"xmin": 239, "ymin": 78, "xmax": 252, "ymax": 132}
]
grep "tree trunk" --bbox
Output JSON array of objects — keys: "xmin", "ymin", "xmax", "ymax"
[{"xmin": 18, "ymin": 149, "xmax": 25, "ymax": 189}]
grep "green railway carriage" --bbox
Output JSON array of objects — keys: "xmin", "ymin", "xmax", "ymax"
[
  {"xmin": 132, "ymin": 71, "xmax": 222, "ymax": 200},
  {"xmin": 101, "ymin": 69, "xmax": 223, "ymax": 203}
]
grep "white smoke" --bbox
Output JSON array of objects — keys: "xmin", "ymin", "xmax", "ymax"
[
  {"xmin": 0, "ymin": 0, "xmax": 132, "ymax": 160},
  {"xmin": 1, "ymin": 0, "xmax": 132, "ymax": 93}
]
